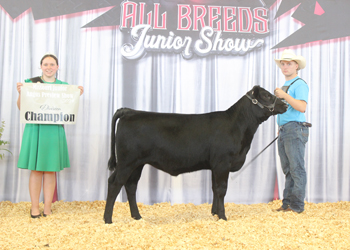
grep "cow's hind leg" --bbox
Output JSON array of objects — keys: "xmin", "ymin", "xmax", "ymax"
[
  {"xmin": 125, "ymin": 165, "xmax": 144, "ymax": 220},
  {"xmin": 104, "ymin": 170, "xmax": 124, "ymax": 224}
]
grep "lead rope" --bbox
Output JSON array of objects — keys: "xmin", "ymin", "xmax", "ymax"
[{"xmin": 230, "ymin": 135, "xmax": 279, "ymax": 181}]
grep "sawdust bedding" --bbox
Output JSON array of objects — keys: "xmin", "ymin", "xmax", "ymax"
[{"xmin": 0, "ymin": 200, "xmax": 349, "ymax": 250}]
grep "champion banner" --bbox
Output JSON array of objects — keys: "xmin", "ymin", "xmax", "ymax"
[{"xmin": 20, "ymin": 83, "xmax": 80, "ymax": 125}]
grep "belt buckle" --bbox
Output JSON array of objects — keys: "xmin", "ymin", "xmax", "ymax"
[{"xmin": 302, "ymin": 122, "xmax": 312, "ymax": 127}]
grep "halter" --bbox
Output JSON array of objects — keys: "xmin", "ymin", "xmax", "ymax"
[{"xmin": 245, "ymin": 93, "xmax": 278, "ymax": 112}]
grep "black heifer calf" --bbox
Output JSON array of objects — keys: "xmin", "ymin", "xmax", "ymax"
[{"xmin": 104, "ymin": 86, "xmax": 287, "ymax": 223}]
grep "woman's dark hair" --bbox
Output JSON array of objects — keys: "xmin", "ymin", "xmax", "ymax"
[{"xmin": 40, "ymin": 54, "xmax": 59, "ymax": 65}]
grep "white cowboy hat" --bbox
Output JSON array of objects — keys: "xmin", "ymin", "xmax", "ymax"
[{"xmin": 274, "ymin": 49, "xmax": 306, "ymax": 70}]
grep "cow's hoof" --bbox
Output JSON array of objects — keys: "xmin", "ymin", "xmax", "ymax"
[
  {"xmin": 104, "ymin": 217, "xmax": 113, "ymax": 224},
  {"xmin": 132, "ymin": 215, "xmax": 142, "ymax": 220}
]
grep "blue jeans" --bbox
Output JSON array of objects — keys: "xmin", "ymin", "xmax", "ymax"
[{"xmin": 278, "ymin": 122, "xmax": 309, "ymax": 212}]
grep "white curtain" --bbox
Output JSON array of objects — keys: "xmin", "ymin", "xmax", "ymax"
[{"xmin": 0, "ymin": 3, "xmax": 349, "ymax": 206}]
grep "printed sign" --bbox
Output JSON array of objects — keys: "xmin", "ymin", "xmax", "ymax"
[
  {"xmin": 119, "ymin": 1, "xmax": 270, "ymax": 60},
  {"xmin": 20, "ymin": 83, "xmax": 80, "ymax": 125}
]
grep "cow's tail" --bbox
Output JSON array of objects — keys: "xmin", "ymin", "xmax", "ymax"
[{"xmin": 108, "ymin": 108, "xmax": 133, "ymax": 171}]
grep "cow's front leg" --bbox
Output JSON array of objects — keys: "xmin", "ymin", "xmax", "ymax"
[
  {"xmin": 104, "ymin": 170, "xmax": 123, "ymax": 224},
  {"xmin": 211, "ymin": 173, "xmax": 218, "ymax": 216},
  {"xmin": 125, "ymin": 165, "xmax": 144, "ymax": 220},
  {"xmin": 211, "ymin": 170, "xmax": 229, "ymax": 220}
]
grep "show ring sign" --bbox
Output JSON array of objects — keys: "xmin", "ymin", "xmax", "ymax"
[{"xmin": 20, "ymin": 83, "xmax": 80, "ymax": 125}]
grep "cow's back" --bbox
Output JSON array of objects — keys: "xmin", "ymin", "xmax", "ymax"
[{"xmin": 115, "ymin": 110, "xmax": 239, "ymax": 175}]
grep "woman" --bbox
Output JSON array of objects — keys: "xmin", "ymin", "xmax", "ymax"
[{"xmin": 16, "ymin": 54, "xmax": 84, "ymax": 218}]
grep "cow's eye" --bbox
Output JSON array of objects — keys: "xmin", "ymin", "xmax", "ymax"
[{"xmin": 263, "ymin": 94, "xmax": 270, "ymax": 99}]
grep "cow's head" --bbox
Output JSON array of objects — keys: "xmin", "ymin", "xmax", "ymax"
[{"xmin": 246, "ymin": 86, "xmax": 288, "ymax": 116}]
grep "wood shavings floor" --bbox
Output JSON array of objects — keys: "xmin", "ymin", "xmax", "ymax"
[{"xmin": 0, "ymin": 200, "xmax": 349, "ymax": 249}]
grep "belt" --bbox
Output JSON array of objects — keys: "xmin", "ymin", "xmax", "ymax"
[
  {"xmin": 279, "ymin": 121, "xmax": 312, "ymax": 130},
  {"xmin": 302, "ymin": 122, "xmax": 312, "ymax": 127}
]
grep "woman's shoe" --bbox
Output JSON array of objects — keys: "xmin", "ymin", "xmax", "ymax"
[
  {"xmin": 30, "ymin": 209, "xmax": 41, "ymax": 219},
  {"xmin": 43, "ymin": 210, "xmax": 52, "ymax": 217}
]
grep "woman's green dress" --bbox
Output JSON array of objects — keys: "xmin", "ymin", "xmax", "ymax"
[{"xmin": 17, "ymin": 78, "xmax": 70, "ymax": 172}]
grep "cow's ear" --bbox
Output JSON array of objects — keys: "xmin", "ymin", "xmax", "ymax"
[{"xmin": 252, "ymin": 85, "xmax": 260, "ymax": 97}]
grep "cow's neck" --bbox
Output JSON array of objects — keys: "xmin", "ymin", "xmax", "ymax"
[
  {"xmin": 227, "ymin": 96, "xmax": 270, "ymax": 133},
  {"xmin": 226, "ymin": 97, "xmax": 272, "ymax": 159}
]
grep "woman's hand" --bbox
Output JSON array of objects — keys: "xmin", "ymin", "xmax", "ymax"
[
  {"xmin": 17, "ymin": 82, "xmax": 23, "ymax": 94},
  {"xmin": 78, "ymin": 86, "xmax": 84, "ymax": 96},
  {"xmin": 16, "ymin": 82, "xmax": 23, "ymax": 110}
]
